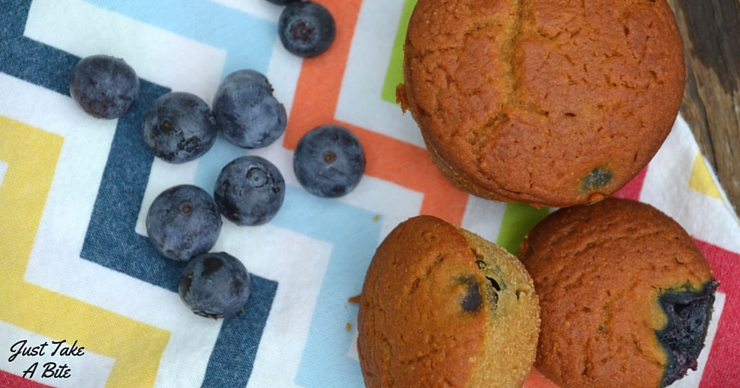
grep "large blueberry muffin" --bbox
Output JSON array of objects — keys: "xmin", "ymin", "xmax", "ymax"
[
  {"xmin": 518, "ymin": 198, "xmax": 717, "ymax": 387},
  {"xmin": 357, "ymin": 215, "xmax": 540, "ymax": 387},
  {"xmin": 397, "ymin": 0, "xmax": 685, "ymax": 207}
]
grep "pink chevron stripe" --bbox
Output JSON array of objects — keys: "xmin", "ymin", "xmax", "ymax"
[
  {"xmin": 612, "ymin": 166, "xmax": 649, "ymax": 201},
  {"xmin": 0, "ymin": 370, "xmax": 54, "ymax": 388},
  {"xmin": 693, "ymin": 239, "xmax": 740, "ymax": 387}
]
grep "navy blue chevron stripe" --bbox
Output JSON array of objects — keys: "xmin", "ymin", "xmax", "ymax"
[{"xmin": 0, "ymin": 1, "xmax": 277, "ymax": 386}]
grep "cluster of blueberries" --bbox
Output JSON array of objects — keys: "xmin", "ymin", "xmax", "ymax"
[{"xmin": 67, "ymin": 1, "xmax": 364, "ymax": 320}]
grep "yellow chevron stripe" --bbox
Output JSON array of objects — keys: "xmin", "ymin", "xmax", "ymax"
[
  {"xmin": 0, "ymin": 115, "xmax": 169, "ymax": 387},
  {"xmin": 689, "ymin": 153, "xmax": 723, "ymax": 201}
]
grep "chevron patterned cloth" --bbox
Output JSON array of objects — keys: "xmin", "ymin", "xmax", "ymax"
[{"xmin": 1, "ymin": 0, "xmax": 738, "ymax": 387}]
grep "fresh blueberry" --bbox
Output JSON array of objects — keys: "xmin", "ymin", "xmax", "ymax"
[
  {"xmin": 179, "ymin": 252, "xmax": 251, "ymax": 319},
  {"xmin": 142, "ymin": 92, "xmax": 218, "ymax": 164},
  {"xmin": 69, "ymin": 54, "xmax": 140, "ymax": 119},
  {"xmin": 214, "ymin": 155, "xmax": 285, "ymax": 226},
  {"xmin": 278, "ymin": 1, "xmax": 336, "ymax": 58},
  {"xmin": 213, "ymin": 70, "xmax": 287, "ymax": 149},
  {"xmin": 146, "ymin": 184, "xmax": 222, "ymax": 262},
  {"xmin": 293, "ymin": 124, "xmax": 365, "ymax": 198}
]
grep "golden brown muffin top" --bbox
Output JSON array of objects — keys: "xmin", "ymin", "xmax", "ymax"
[
  {"xmin": 358, "ymin": 216, "xmax": 488, "ymax": 387},
  {"xmin": 518, "ymin": 198, "xmax": 714, "ymax": 388},
  {"xmin": 401, "ymin": 0, "xmax": 685, "ymax": 207},
  {"xmin": 357, "ymin": 215, "xmax": 539, "ymax": 388}
]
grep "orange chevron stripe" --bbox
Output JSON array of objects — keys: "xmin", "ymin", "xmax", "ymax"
[{"xmin": 283, "ymin": 0, "xmax": 469, "ymax": 226}]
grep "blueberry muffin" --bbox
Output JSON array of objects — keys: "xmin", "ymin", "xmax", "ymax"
[
  {"xmin": 357, "ymin": 215, "xmax": 540, "ymax": 387},
  {"xmin": 397, "ymin": 0, "xmax": 685, "ymax": 207},
  {"xmin": 518, "ymin": 198, "xmax": 717, "ymax": 388}
]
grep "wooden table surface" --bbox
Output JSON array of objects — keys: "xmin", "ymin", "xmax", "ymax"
[{"xmin": 667, "ymin": 0, "xmax": 740, "ymax": 218}]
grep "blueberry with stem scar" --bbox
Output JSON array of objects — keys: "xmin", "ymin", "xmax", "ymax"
[
  {"xmin": 179, "ymin": 252, "xmax": 251, "ymax": 319},
  {"xmin": 142, "ymin": 92, "xmax": 217, "ymax": 164},
  {"xmin": 278, "ymin": 1, "xmax": 336, "ymax": 58},
  {"xmin": 293, "ymin": 124, "xmax": 366, "ymax": 198},
  {"xmin": 214, "ymin": 155, "xmax": 285, "ymax": 226},
  {"xmin": 69, "ymin": 54, "xmax": 139, "ymax": 119},
  {"xmin": 146, "ymin": 184, "xmax": 222, "ymax": 262},
  {"xmin": 213, "ymin": 69, "xmax": 287, "ymax": 149}
]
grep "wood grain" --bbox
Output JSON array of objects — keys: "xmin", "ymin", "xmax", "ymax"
[{"xmin": 667, "ymin": 0, "xmax": 740, "ymax": 218}]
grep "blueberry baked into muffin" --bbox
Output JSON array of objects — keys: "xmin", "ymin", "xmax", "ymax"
[
  {"xmin": 357, "ymin": 215, "xmax": 540, "ymax": 388},
  {"xmin": 397, "ymin": 0, "xmax": 685, "ymax": 207},
  {"xmin": 518, "ymin": 198, "xmax": 717, "ymax": 388}
]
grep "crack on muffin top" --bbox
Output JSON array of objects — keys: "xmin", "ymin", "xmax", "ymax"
[
  {"xmin": 518, "ymin": 199, "xmax": 716, "ymax": 388},
  {"xmin": 403, "ymin": 0, "xmax": 684, "ymax": 206}
]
